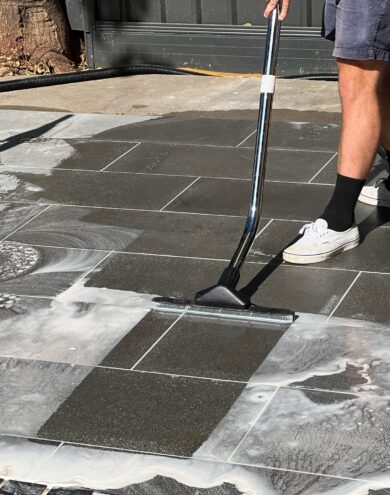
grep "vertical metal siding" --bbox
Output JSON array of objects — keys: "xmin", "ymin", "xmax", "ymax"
[{"xmin": 95, "ymin": 0, "xmax": 325, "ymax": 27}]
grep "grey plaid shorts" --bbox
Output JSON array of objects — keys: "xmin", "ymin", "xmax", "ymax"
[{"xmin": 322, "ymin": 0, "xmax": 390, "ymax": 61}]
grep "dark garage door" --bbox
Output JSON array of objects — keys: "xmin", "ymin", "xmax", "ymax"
[{"xmin": 78, "ymin": 0, "xmax": 335, "ymax": 75}]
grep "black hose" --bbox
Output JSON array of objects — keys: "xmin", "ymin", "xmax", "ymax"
[
  {"xmin": 0, "ymin": 64, "xmax": 339, "ymax": 94},
  {"xmin": 0, "ymin": 65, "xmax": 206, "ymax": 93}
]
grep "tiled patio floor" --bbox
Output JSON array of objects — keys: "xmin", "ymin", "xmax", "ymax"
[{"xmin": 0, "ymin": 109, "xmax": 390, "ymax": 494}]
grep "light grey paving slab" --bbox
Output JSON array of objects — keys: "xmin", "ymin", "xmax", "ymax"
[
  {"xmin": 249, "ymin": 320, "xmax": 390, "ymax": 396},
  {"xmin": 0, "ymin": 110, "xmax": 73, "ymax": 141},
  {"xmin": 0, "ymin": 357, "xmax": 91, "ymax": 437},
  {"xmin": 0, "ymin": 296, "xmax": 150, "ymax": 367},
  {"xmin": 231, "ymin": 387, "xmax": 390, "ymax": 480},
  {"xmin": 45, "ymin": 114, "xmax": 156, "ymax": 139}
]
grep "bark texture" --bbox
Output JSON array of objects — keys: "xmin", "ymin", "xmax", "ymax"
[{"xmin": 0, "ymin": 0, "xmax": 74, "ymax": 73}]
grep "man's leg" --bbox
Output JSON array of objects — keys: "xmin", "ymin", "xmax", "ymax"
[
  {"xmin": 379, "ymin": 64, "xmax": 390, "ymax": 156},
  {"xmin": 319, "ymin": 59, "xmax": 387, "ymax": 232}
]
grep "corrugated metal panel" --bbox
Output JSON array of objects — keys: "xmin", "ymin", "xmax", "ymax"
[{"xmin": 95, "ymin": 0, "xmax": 325, "ymax": 27}]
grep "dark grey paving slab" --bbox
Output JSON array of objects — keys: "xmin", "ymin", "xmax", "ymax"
[
  {"xmin": 312, "ymin": 151, "xmax": 388, "ymax": 185},
  {"xmin": 134, "ymin": 314, "xmax": 286, "ymax": 381},
  {"xmin": 0, "ymin": 203, "xmax": 46, "ymax": 240},
  {"xmin": 38, "ymin": 368, "xmax": 244, "ymax": 456},
  {"xmin": 242, "ymin": 121, "xmax": 340, "ymax": 152},
  {"xmin": 107, "ymin": 142, "xmax": 334, "ymax": 183},
  {"xmin": 9, "ymin": 205, "xmax": 263, "ymax": 260},
  {"xmin": 166, "ymin": 178, "xmax": 333, "ymax": 221},
  {"xmin": 107, "ymin": 478, "xmax": 241, "ymax": 495},
  {"xmin": 231, "ymin": 387, "xmax": 390, "ymax": 480},
  {"xmin": 48, "ymin": 489, "xmax": 91, "ymax": 495},
  {"xmin": 57, "ymin": 139, "xmax": 136, "ymax": 171},
  {"xmin": 251, "ymin": 320, "xmax": 390, "ymax": 395},
  {"xmin": 334, "ymin": 272, "xmax": 390, "ymax": 325},
  {"xmin": 0, "ymin": 242, "xmax": 107, "ymax": 297},
  {"xmin": 87, "ymin": 252, "xmax": 357, "ymax": 315},
  {"xmin": 92, "ymin": 117, "xmax": 255, "ymax": 147},
  {"xmin": 101, "ymin": 311, "xmax": 178, "ymax": 369},
  {"xmin": 0, "ymin": 170, "xmax": 194, "ymax": 210},
  {"xmin": 0, "ymin": 481, "xmax": 46, "ymax": 495}
]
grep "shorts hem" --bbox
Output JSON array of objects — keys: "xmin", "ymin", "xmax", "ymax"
[{"xmin": 333, "ymin": 46, "xmax": 390, "ymax": 61}]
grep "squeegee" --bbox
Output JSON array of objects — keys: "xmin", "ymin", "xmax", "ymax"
[{"xmin": 154, "ymin": 7, "xmax": 296, "ymax": 325}]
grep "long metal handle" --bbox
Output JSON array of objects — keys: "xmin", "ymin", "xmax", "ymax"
[{"xmin": 220, "ymin": 8, "xmax": 281, "ymax": 287}]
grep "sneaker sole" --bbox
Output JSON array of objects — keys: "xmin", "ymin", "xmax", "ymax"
[
  {"xmin": 358, "ymin": 193, "xmax": 390, "ymax": 207},
  {"xmin": 283, "ymin": 237, "xmax": 360, "ymax": 265}
]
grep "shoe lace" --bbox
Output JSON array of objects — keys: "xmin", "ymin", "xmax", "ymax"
[{"xmin": 299, "ymin": 219, "xmax": 329, "ymax": 240}]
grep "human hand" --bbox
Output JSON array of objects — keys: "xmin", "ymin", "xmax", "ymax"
[{"xmin": 264, "ymin": 0, "xmax": 292, "ymax": 21}]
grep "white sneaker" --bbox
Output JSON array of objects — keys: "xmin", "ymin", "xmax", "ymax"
[
  {"xmin": 358, "ymin": 178, "xmax": 390, "ymax": 207},
  {"xmin": 283, "ymin": 218, "xmax": 360, "ymax": 265}
]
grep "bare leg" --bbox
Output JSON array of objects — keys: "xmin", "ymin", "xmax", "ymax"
[{"xmin": 337, "ymin": 59, "xmax": 388, "ymax": 179}]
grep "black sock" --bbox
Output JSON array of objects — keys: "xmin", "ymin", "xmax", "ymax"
[
  {"xmin": 320, "ymin": 174, "xmax": 365, "ymax": 232},
  {"xmin": 384, "ymin": 149, "xmax": 390, "ymax": 190}
]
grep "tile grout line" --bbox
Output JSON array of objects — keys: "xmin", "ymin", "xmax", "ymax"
[
  {"xmin": 0, "ymin": 480, "xmax": 6, "ymax": 489},
  {"xmin": 46, "ymin": 441, "xmax": 64, "ymax": 459},
  {"xmin": 6, "ymin": 240, "xmax": 390, "ymax": 278},
  {"xmin": 100, "ymin": 142, "xmax": 142, "ymax": 172},
  {"xmin": 74, "ymin": 250, "xmax": 113, "ymax": 284},
  {"xmin": 227, "ymin": 387, "xmax": 280, "ymax": 463},
  {"xmin": 308, "ymin": 152, "xmax": 338, "ymax": 183},
  {"xmin": 254, "ymin": 219, "xmax": 273, "ymax": 241},
  {"xmin": 236, "ymin": 129, "xmax": 257, "ymax": 148},
  {"xmin": 326, "ymin": 271, "xmax": 362, "ymax": 321},
  {"xmin": 131, "ymin": 312, "xmax": 186, "ymax": 370},
  {"xmin": 0, "ymin": 204, "xmax": 53, "ymax": 243},
  {"xmin": 159, "ymin": 177, "xmax": 200, "ymax": 212}
]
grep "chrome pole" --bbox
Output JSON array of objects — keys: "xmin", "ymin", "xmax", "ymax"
[{"xmin": 219, "ymin": 7, "xmax": 282, "ymax": 287}]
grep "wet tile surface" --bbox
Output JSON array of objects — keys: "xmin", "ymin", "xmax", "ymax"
[
  {"xmin": 334, "ymin": 272, "xmax": 390, "ymax": 325},
  {"xmin": 231, "ymin": 387, "xmax": 390, "ymax": 480},
  {"xmin": 166, "ymin": 178, "xmax": 333, "ymax": 220},
  {"xmin": 88, "ymin": 252, "xmax": 357, "ymax": 315},
  {"xmin": 1, "ymin": 109, "xmax": 390, "ymax": 492},
  {"xmin": 38, "ymin": 368, "xmax": 244, "ymax": 455},
  {"xmin": 133, "ymin": 315, "xmax": 286, "ymax": 381},
  {"xmin": 107, "ymin": 142, "xmax": 335, "ymax": 183},
  {"xmin": 0, "ymin": 481, "xmax": 46, "ymax": 495},
  {"xmin": 242, "ymin": 121, "xmax": 341, "ymax": 152},
  {"xmin": 0, "ymin": 170, "xmax": 194, "ymax": 210},
  {"xmin": 92, "ymin": 117, "xmax": 256, "ymax": 147}
]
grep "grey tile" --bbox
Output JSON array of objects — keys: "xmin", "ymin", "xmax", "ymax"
[
  {"xmin": 167, "ymin": 178, "xmax": 333, "ymax": 221},
  {"xmin": 231, "ymin": 387, "xmax": 390, "ymax": 480},
  {"xmin": 250, "ymin": 320, "xmax": 390, "ymax": 395},
  {"xmin": 87, "ymin": 252, "xmax": 357, "ymax": 316},
  {"xmin": 0, "ymin": 203, "xmax": 46, "ymax": 240},
  {"xmin": 101, "ymin": 311, "xmax": 178, "ymax": 369},
  {"xmin": 48, "ymin": 490, "xmax": 91, "ymax": 495},
  {"xmin": 38, "ymin": 368, "xmax": 244, "ymax": 456},
  {"xmin": 0, "ymin": 481, "xmax": 46, "ymax": 495},
  {"xmin": 9, "ymin": 205, "xmax": 261, "ymax": 260},
  {"xmin": 0, "ymin": 357, "xmax": 91, "ymax": 437},
  {"xmin": 86, "ymin": 252, "xmax": 226, "ymax": 300},
  {"xmin": 107, "ymin": 142, "xmax": 334, "ymax": 183},
  {"xmin": 0, "ymin": 111, "xmax": 72, "ymax": 141},
  {"xmin": 0, "ymin": 242, "xmax": 107, "ymax": 297},
  {"xmin": 58, "ymin": 139, "xmax": 136, "ymax": 170},
  {"xmin": 241, "ymin": 263, "xmax": 357, "ymax": 316},
  {"xmin": 312, "ymin": 151, "xmax": 388, "ymax": 185},
  {"xmin": 334, "ymin": 272, "xmax": 390, "ymax": 325},
  {"xmin": 135, "ymin": 314, "xmax": 286, "ymax": 381},
  {"xmin": 0, "ymin": 170, "xmax": 194, "ymax": 210},
  {"xmin": 0, "ymin": 296, "xmax": 151, "ymax": 367},
  {"xmin": 92, "ymin": 117, "xmax": 255, "ymax": 147},
  {"xmin": 243, "ymin": 121, "xmax": 340, "ymax": 152}
]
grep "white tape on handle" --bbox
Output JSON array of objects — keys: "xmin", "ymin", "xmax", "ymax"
[{"xmin": 260, "ymin": 75, "xmax": 276, "ymax": 94}]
